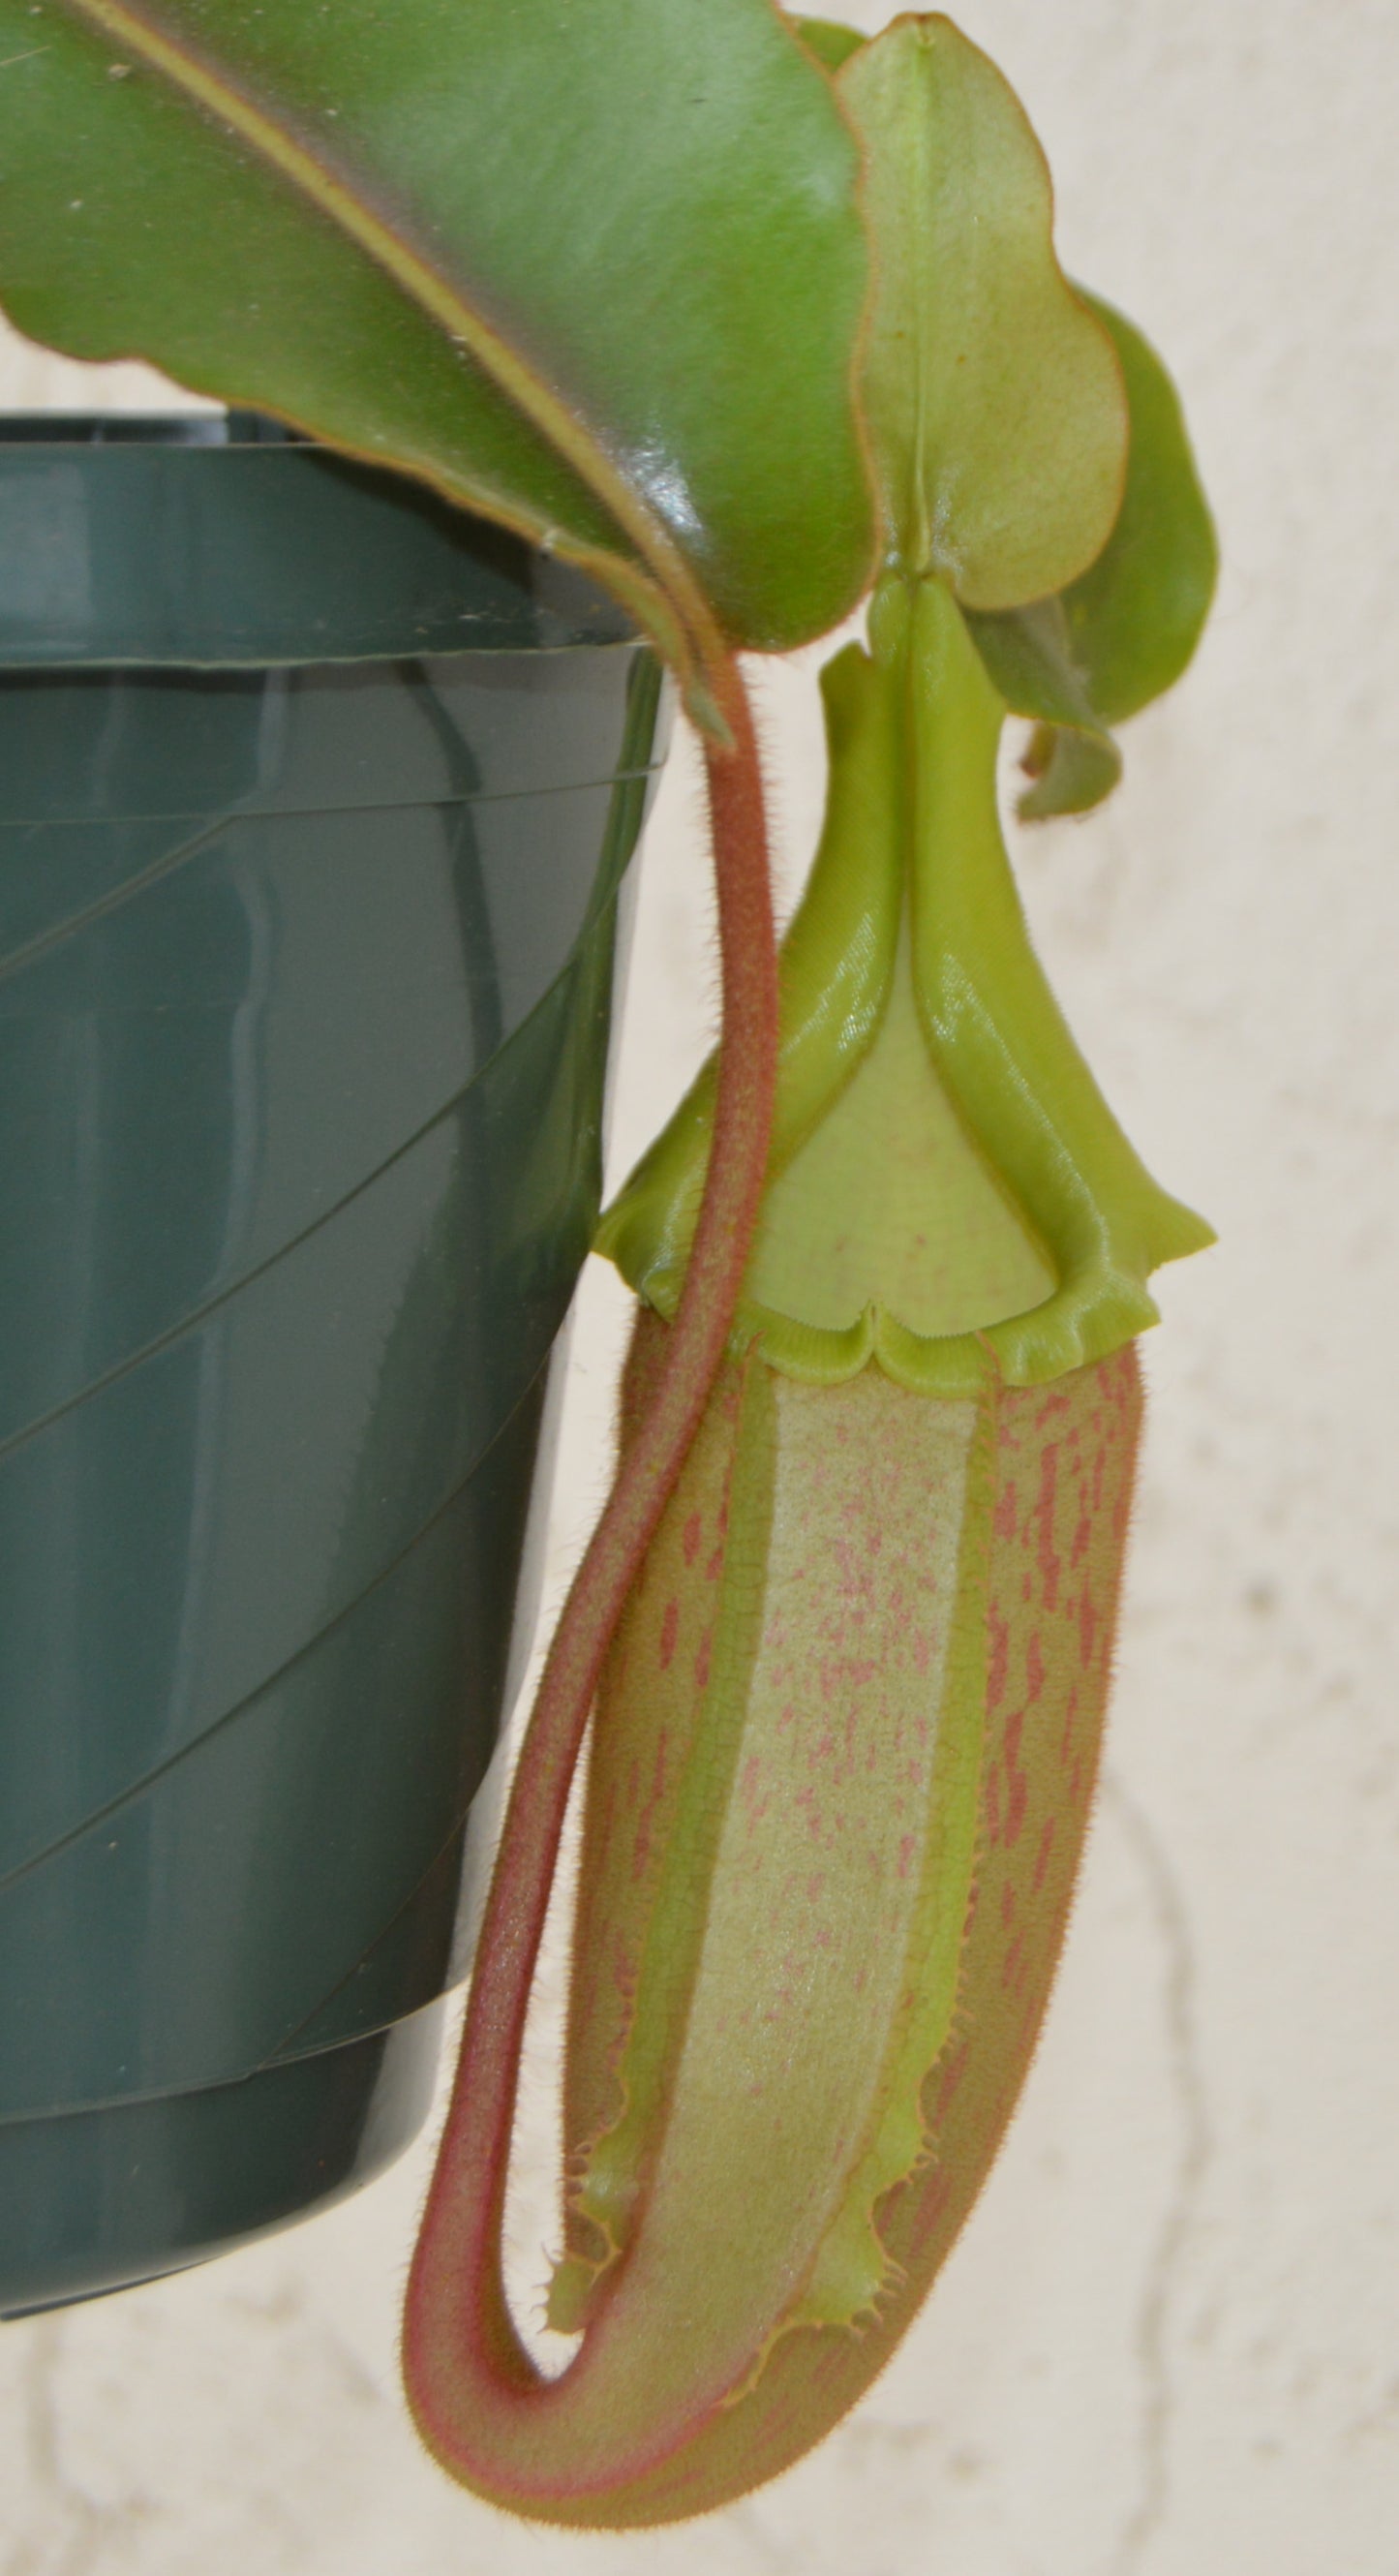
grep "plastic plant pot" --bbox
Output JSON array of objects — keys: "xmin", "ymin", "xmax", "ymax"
[{"xmin": 0, "ymin": 414, "xmax": 669, "ymax": 2316}]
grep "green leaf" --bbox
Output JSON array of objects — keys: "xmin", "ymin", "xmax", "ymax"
[
  {"xmin": 967, "ymin": 293, "xmax": 1217, "ymax": 813},
  {"xmin": 0, "ymin": 0, "xmax": 874, "ymax": 666},
  {"xmin": 837, "ymin": 16, "xmax": 1128, "ymax": 609},
  {"xmin": 1016, "ymin": 718, "xmax": 1122, "ymax": 819},
  {"xmin": 966, "ymin": 596, "xmax": 1122, "ymax": 819},
  {"xmin": 790, "ymin": 14, "xmax": 866, "ymax": 72},
  {"xmin": 1056, "ymin": 292, "xmax": 1219, "ymax": 724}
]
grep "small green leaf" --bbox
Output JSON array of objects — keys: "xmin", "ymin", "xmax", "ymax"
[
  {"xmin": 791, "ymin": 14, "xmax": 867, "ymax": 72},
  {"xmin": 1057, "ymin": 292, "xmax": 1219, "ymax": 724},
  {"xmin": 1017, "ymin": 720, "xmax": 1122, "ymax": 820},
  {"xmin": 967, "ymin": 595, "xmax": 1122, "ymax": 818},
  {"xmin": 966, "ymin": 293, "xmax": 1217, "ymax": 813},
  {"xmin": 0, "ymin": 0, "xmax": 875, "ymax": 665},
  {"xmin": 838, "ymin": 16, "xmax": 1128, "ymax": 609}
]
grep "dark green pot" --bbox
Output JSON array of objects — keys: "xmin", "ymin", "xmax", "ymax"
[{"xmin": 0, "ymin": 415, "xmax": 668, "ymax": 2315}]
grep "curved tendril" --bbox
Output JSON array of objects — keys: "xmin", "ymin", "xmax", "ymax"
[{"xmin": 402, "ymin": 656, "xmax": 779, "ymax": 2490}]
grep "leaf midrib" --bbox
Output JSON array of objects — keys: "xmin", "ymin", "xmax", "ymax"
[{"xmin": 58, "ymin": 0, "xmax": 726, "ymax": 672}]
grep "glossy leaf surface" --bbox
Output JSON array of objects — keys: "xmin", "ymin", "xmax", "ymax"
[{"xmin": 0, "ymin": 0, "xmax": 875, "ymax": 662}]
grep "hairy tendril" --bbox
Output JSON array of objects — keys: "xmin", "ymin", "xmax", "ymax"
[{"xmin": 402, "ymin": 657, "xmax": 783, "ymax": 2503}]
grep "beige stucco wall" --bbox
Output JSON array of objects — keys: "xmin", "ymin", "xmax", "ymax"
[{"xmin": 3, "ymin": 0, "xmax": 1397, "ymax": 2566}]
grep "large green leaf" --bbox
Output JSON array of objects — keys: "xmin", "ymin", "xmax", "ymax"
[
  {"xmin": 838, "ymin": 16, "xmax": 1128, "ymax": 610},
  {"xmin": 0, "ymin": 0, "xmax": 874, "ymax": 666}
]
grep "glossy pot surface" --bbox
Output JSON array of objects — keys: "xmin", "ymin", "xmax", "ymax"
[{"xmin": 0, "ymin": 415, "xmax": 667, "ymax": 2314}]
